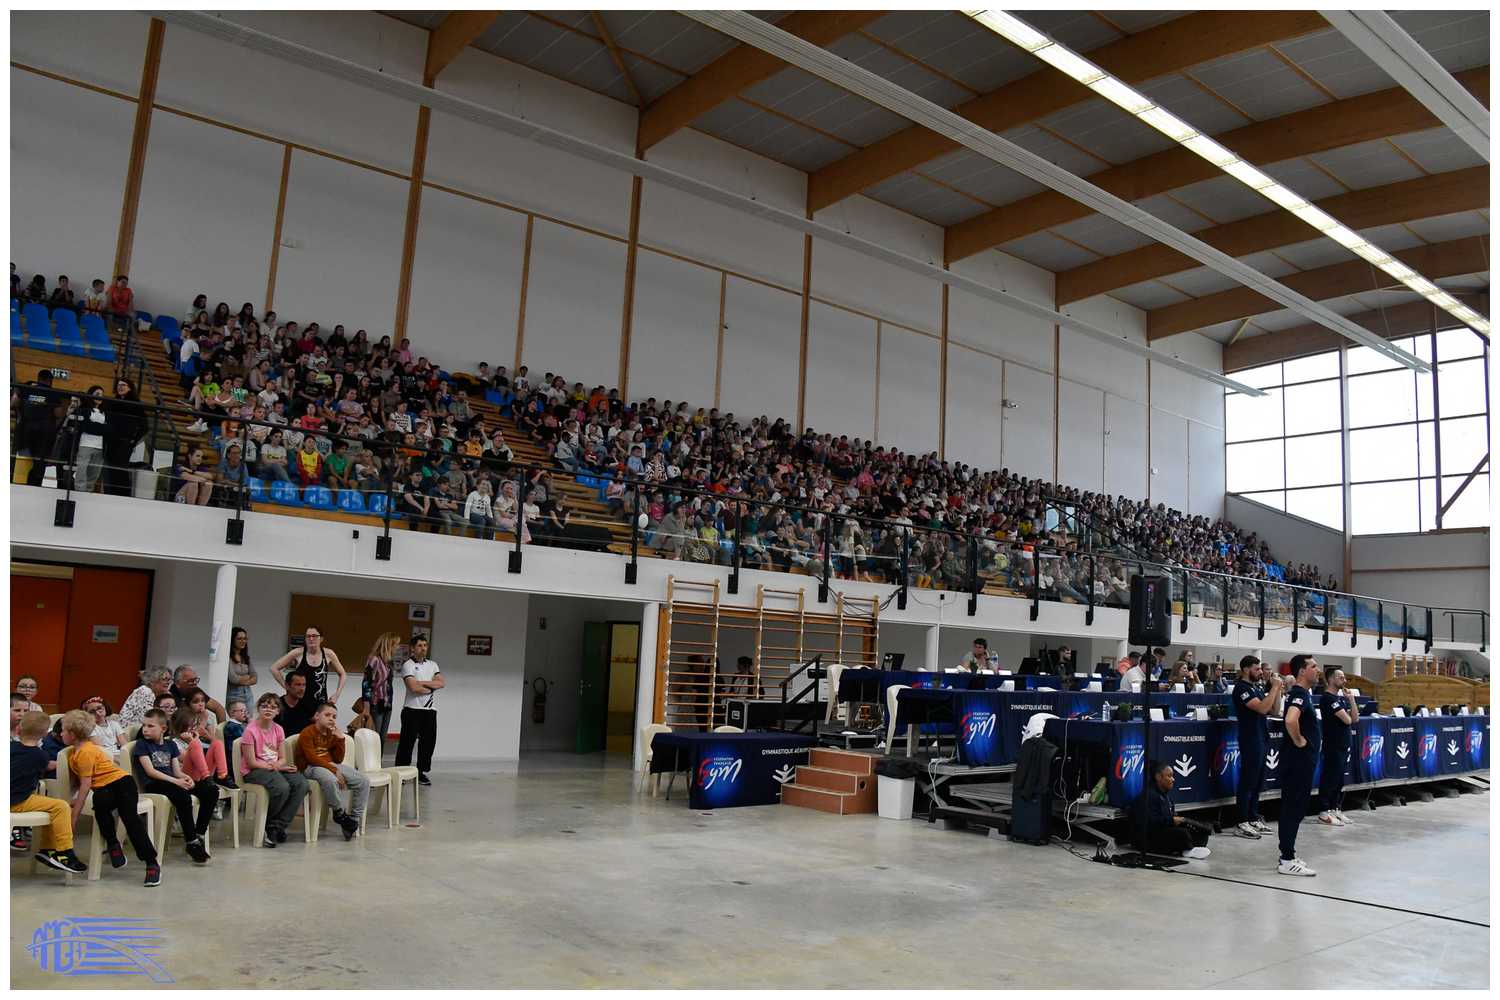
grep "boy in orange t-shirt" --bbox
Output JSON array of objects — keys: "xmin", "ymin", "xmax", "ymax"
[{"xmin": 61, "ymin": 710, "xmax": 160, "ymax": 886}]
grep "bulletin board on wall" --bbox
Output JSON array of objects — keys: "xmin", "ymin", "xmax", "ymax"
[{"xmin": 286, "ymin": 594, "xmax": 435, "ymax": 681}]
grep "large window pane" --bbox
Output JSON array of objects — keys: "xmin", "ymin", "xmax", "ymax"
[
  {"xmin": 1418, "ymin": 421, "xmax": 1437, "ymax": 476},
  {"xmin": 1229, "ymin": 362, "xmax": 1284, "ymax": 390},
  {"xmin": 1225, "ymin": 387, "xmax": 1283, "ymax": 442},
  {"xmin": 1285, "ymin": 432, "xmax": 1343, "ymax": 487},
  {"xmin": 1440, "ymin": 416, "xmax": 1488, "ymax": 475},
  {"xmin": 1437, "ymin": 358, "xmax": 1487, "ymax": 417},
  {"xmin": 1227, "ymin": 439, "xmax": 1285, "ymax": 492},
  {"xmin": 1418, "ymin": 477, "xmax": 1437, "ymax": 533},
  {"xmin": 1282, "ymin": 352, "xmax": 1339, "ymax": 383},
  {"xmin": 1347, "ymin": 339, "xmax": 1411, "ymax": 375},
  {"xmin": 1281, "ymin": 380, "xmax": 1341, "ymax": 434},
  {"xmin": 1351, "ymin": 480, "xmax": 1420, "ymax": 534},
  {"xmin": 1286, "ymin": 486, "xmax": 1343, "ymax": 530},
  {"xmin": 1441, "ymin": 473, "xmax": 1490, "ymax": 529},
  {"xmin": 1348, "ymin": 369, "xmax": 1416, "ymax": 427},
  {"xmin": 1350, "ymin": 424, "xmax": 1418, "ymax": 482},
  {"xmin": 1241, "ymin": 490, "xmax": 1285, "ymax": 511},
  {"xmin": 1437, "ymin": 326, "xmax": 1485, "ymax": 362}
]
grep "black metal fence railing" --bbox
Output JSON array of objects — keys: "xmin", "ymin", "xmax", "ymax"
[{"xmin": 9, "ymin": 382, "xmax": 1488, "ymax": 653}]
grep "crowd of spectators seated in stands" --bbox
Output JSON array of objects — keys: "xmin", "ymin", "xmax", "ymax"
[{"xmin": 13, "ymin": 264, "xmax": 1336, "ymax": 599}]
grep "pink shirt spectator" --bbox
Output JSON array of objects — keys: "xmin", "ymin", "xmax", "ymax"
[{"xmin": 238, "ymin": 721, "xmax": 286, "ymax": 775}]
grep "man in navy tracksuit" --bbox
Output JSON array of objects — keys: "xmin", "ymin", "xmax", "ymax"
[
  {"xmin": 1318, "ymin": 666, "xmax": 1359, "ymax": 827},
  {"xmin": 1277, "ymin": 655, "xmax": 1321, "ymax": 877},
  {"xmin": 1231, "ymin": 654, "xmax": 1283, "ymax": 839}
]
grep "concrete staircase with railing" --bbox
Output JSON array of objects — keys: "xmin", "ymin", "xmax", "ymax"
[{"xmin": 780, "ymin": 748, "xmax": 877, "ymax": 815}]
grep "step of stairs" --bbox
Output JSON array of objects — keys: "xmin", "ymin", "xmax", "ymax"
[{"xmin": 780, "ymin": 748, "xmax": 878, "ymax": 815}]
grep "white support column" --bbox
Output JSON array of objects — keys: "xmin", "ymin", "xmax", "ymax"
[
  {"xmin": 205, "ymin": 564, "xmax": 238, "ymax": 704},
  {"xmin": 924, "ymin": 624, "xmax": 941, "ymax": 672},
  {"xmin": 632, "ymin": 601, "xmax": 661, "ymax": 773}
]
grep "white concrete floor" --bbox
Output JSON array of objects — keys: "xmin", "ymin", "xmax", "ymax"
[{"xmin": 9, "ymin": 754, "xmax": 1490, "ymax": 988}]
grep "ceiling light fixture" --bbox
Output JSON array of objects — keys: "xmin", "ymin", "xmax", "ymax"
[{"xmin": 965, "ymin": 9, "xmax": 1490, "ymax": 338}]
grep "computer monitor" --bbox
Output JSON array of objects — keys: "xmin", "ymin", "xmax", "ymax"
[
  {"xmin": 882, "ymin": 652, "xmax": 905, "ymax": 670},
  {"xmin": 1017, "ymin": 656, "xmax": 1044, "ymax": 676}
]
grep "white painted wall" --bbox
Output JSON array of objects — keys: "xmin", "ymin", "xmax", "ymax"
[
  {"xmin": 1225, "ymin": 494, "xmax": 1346, "ymax": 584},
  {"xmin": 1351, "ymin": 529, "xmax": 1489, "ymax": 643},
  {"xmin": 876, "ymin": 325, "xmax": 941, "ymax": 454},
  {"xmin": 627, "ymin": 250, "xmax": 721, "ymax": 407},
  {"xmin": 521, "ymin": 220, "xmax": 627, "ymax": 381},
  {"xmin": 805, "ymin": 301, "xmax": 878, "ymax": 439},
  {"xmin": 718, "ymin": 277, "xmax": 801, "ymax": 424},
  {"xmin": 12, "ymin": 12, "xmax": 152, "ymax": 96}
]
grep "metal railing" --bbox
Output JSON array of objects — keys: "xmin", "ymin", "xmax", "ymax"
[{"xmin": 10, "ymin": 382, "xmax": 1488, "ymax": 653}]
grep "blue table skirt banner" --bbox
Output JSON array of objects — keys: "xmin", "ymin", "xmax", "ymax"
[
  {"xmin": 838, "ymin": 668, "xmax": 1120, "ymax": 706},
  {"xmin": 649, "ymin": 732, "xmax": 817, "ymax": 809},
  {"xmin": 1041, "ymin": 715, "xmax": 1485, "ymax": 809}
]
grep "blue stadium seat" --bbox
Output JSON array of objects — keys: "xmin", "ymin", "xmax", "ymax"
[
  {"xmin": 304, "ymin": 485, "xmax": 335, "ymax": 510},
  {"xmin": 248, "ymin": 478, "xmax": 269, "ymax": 504},
  {"xmin": 135, "ymin": 310, "xmax": 154, "ymax": 326},
  {"xmin": 155, "ymin": 315, "xmax": 180, "ymax": 340},
  {"xmin": 269, "ymin": 479, "xmax": 301, "ymax": 506},
  {"xmin": 81, "ymin": 313, "xmax": 108, "ymax": 341},
  {"xmin": 484, "ymin": 390, "xmax": 503, "ymax": 405},
  {"xmin": 337, "ymin": 489, "xmax": 367, "ymax": 513},
  {"xmin": 366, "ymin": 493, "xmax": 403, "ymax": 519},
  {"xmin": 84, "ymin": 341, "xmax": 116, "ymax": 362},
  {"xmin": 11, "ymin": 311, "xmax": 24, "ymax": 348},
  {"xmin": 22, "ymin": 303, "xmax": 52, "ymax": 344}
]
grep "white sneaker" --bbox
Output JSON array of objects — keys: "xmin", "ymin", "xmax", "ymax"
[
  {"xmin": 1234, "ymin": 822, "xmax": 1262, "ymax": 839},
  {"xmin": 186, "ymin": 420, "xmax": 208, "ymax": 433},
  {"xmin": 1185, "ymin": 846, "xmax": 1211, "ymax": 860},
  {"xmin": 1335, "ymin": 809, "xmax": 1352, "ymax": 825},
  {"xmin": 1250, "ymin": 819, "xmax": 1273, "ymax": 834},
  {"xmin": 1317, "ymin": 811, "xmax": 1344, "ymax": 826},
  {"xmin": 1278, "ymin": 857, "xmax": 1316, "ymax": 877}
]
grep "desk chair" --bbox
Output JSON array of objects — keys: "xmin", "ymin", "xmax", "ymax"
[
  {"xmin": 639, "ymin": 724, "xmax": 671, "ymax": 796},
  {"xmin": 351, "ymin": 729, "xmax": 396, "ymax": 829},
  {"xmin": 54, "ymin": 747, "xmax": 158, "ymax": 880}
]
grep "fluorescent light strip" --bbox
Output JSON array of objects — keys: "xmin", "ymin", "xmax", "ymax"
[
  {"xmin": 152, "ymin": 12, "xmax": 1267, "ymax": 397},
  {"xmin": 686, "ymin": 12, "xmax": 1436, "ymax": 370},
  {"xmin": 965, "ymin": 10, "xmax": 1490, "ymax": 340}
]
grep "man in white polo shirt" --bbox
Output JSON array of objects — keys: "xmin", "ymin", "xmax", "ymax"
[{"xmin": 394, "ymin": 635, "xmax": 444, "ymax": 785}]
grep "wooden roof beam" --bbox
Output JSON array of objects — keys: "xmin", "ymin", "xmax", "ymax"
[
  {"xmin": 945, "ymin": 66, "xmax": 1489, "ymax": 264},
  {"xmin": 1147, "ymin": 236, "xmax": 1489, "ymax": 341},
  {"xmin": 1223, "ymin": 293, "xmax": 1488, "ymax": 371},
  {"xmin": 425, "ymin": 11, "xmax": 500, "ymax": 84},
  {"xmin": 805, "ymin": 11, "xmax": 1328, "ymax": 215},
  {"xmin": 637, "ymin": 11, "xmax": 884, "ymax": 155},
  {"xmin": 1056, "ymin": 166, "xmax": 1489, "ymax": 305}
]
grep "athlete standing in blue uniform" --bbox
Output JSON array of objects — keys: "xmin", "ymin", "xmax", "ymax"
[
  {"xmin": 1318, "ymin": 666, "xmax": 1359, "ymax": 827},
  {"xmin": 1278, "ymin": 654, "xmax": 1321, "ymax": 877},
  {"xmin": 1232, "ymin": 654, "xmax": 1283, "ymax": 839}
]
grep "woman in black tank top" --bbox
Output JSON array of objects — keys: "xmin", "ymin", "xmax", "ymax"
[{"xmin": 270, "ymin": 625, "xmax": 349, "ymax": 706}]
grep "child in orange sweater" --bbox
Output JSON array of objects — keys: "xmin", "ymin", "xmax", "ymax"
[{"xmin": 61, "ymin": 710, "xmax": 160, "ymax": 886}]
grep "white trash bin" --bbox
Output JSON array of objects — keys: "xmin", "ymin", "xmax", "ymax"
[{"xmin": 877, "ymin": 775, "xmax": 915, "ymax": 820}]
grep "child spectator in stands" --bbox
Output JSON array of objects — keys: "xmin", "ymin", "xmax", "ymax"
[
  {"xmin": 465, "ymin": 479, "xmax": 495, "ymax": 539},
  {"xmin": 21, "ymin": 273, "xmax": 47, "ymax": 305},
  {"xmin": 217, "ymin": 443, "xmax": 249, "ymax": 507},
  {"xmin": 132, "ymin": 708, "xmax": 212, "ymax": 864},
  {"xmin": 82, "ymin": 697, "xmax": 126, "ymax": 755},
  {"xmin": 222, "ymin": 699, "xmax": 248, "ymax": 757},
  {"xmin": 106, "ymin": 275, "xmax": 133, "ymax": 326},
  {"xmin": 324, "ymin": 440, "xmax": 351, "ymax": 492},
  {"xmin": 48, "ymin": 275, "xmax": 76, "ymax": 313},
  {"xmin": 258, "ymin": 429, "xmax": 291, "ymax": 482},
  {"xmin": 295, "ymin": 702, "xmax": 365, "ymax": 840},
  {"xmin": 84, "ymin": 278, "xmax": 108, "ymax": 314},
  {"xmin": 11, "ymin": 712, "xmax": 88, "ymax": 873},
  {"xmin": 181, "ymin": 688, "xmax": 231, "ymax": 785},
  {"xmin": 61, "ymin": 709, "xmax": 161, "ymax": 885},
  {"xmin": 14, "ymin": 676, "xmax": 43, "ymax": 713},
  {"xmin": 293, "ymin": 435, "xmax": 324, "ymax": 488},
  {"xmin": 240, "ymin": 692, "xmax": 308, "ymax": 847},
  {"xmin": 174, "ymin": 447, "xmax": 215, "ymax": 505}
]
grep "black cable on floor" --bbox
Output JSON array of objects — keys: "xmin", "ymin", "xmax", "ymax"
[{"xmin": 1163, "ymin": 866, "xmax": 1489, "ymax": 928}]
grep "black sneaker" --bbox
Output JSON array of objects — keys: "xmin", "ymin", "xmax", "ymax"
[
  {"xmin": 273, "ymin": 826, "xmax": 288, "ymax": 843},
  {"xmin": 261, "ymin": 835, "xmax": 278, "ymax": 848},
  {"xmin": 143, "ymin": 863, "xmax": 162, "ymax": 887},
  {"xmin": 186, "ymin": 839, "xmax": 210, "ymax": 865},
  {"xmin": 11, "ymin": 828, "xmax": 31, "ymax": 852},
  {"xmin": 417, "ymin": 773, "xmax": 431, "ymax": 786},
  {"xmin": 108, "ymin": 843, "xmax": 128, "ymax": 869},
  {"xmin": 337, "ymin": 812, "xmax": 359, "ymax": 841},
  {"xmin": 37, "ymin": 849, "xmax": 89, "ymax": 874},
  {"xmin": 214, "ymin": 775, "xmax": 237, "ymax": 791}
]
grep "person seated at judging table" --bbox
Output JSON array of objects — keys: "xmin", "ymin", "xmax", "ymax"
[
  {"xmin": 1136, "ymin": 760, "xmax": 1212, "ymax": 861},
  {"xmin": 957, "ymin": 637, "xmax": 999, "ymax": 673}
]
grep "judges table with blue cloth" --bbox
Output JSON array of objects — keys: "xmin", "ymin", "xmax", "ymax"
[
  {"xmin": 837, "ymin": 668, "xmax": 1118, "ymax": 705},
  {"xmin": 1041, "ymin": 713, "xmax": 1488, "ymax": 810},
  {"xmin": 649, "ymin": 731, "xmax": 817, "ymax": 809},
  {"xmin": 892, "ymin": 688, "xmax": 1236, "ymax": 764}
]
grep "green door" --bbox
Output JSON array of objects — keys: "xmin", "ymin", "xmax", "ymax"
[{"xmin": 576, "ymin": 621, "xmax": 610, "ymax": 753}]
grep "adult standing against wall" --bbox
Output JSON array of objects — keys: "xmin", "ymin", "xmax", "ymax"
[
  {"xmin": 269, "ymin": 626, "xmax": 347, "ymax": 706},
  {"xmin": 225, "ymin": 627, "xmax": 256, "ymax": 710},
  {"xmin": 362, "ymin": 632, "xmax": 402, "ymax": 752},
  {"xmin": 102, "ymin": 377, "xmax": 144, "ymax": 497},
  {"xmin": 1231, "ymin": 655, "xmax": 1281, "ymax": 840},
  {"xmin": 394, "ymin": 635, "xmax": 442, "ymax": 785},
  {"xmin": 1277, "ymin": 654, "xmax": 1321, "ymax": 877}
]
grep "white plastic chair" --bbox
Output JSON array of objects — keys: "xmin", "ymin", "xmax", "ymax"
[
  {"xmin": 280, "ymin": 735, "xmax": 320, "ymax": 842},
  {"xmin": 885, "ymin": 684, "xmax": 912, "ymax": 755},
  {"xmin": 824, "ymin": 663, "xmax": 846, "ymax": 723},
  {"xmin": 351, "ymin": 729, "xmax": 396, "ymax": 829},
  {"xmin": 378, "ymin": 736, "xmax": 421, "ymax": 823},
  {"xmin": 712, "ymin": 725, "xmax": 743, "ymax": 733},
  {"xmin": 54, "ymin": 746, "xmax": 158, "ymax": 880},
  {"xmin": 229, "ymin": 737, "xmax": 271, "ymax": 847},
  {"xmin": 639, "ymin": 724, "xmax": 672, "ymax": 796}
]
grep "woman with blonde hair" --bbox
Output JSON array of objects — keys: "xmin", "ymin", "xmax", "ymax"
[{"xmin": 362, "ymin": 631, "xmax": 403, "ymax": 751}]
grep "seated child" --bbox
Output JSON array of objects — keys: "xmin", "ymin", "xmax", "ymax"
[
  {"xmin": 11, "ymin": 712, "xmax": 87, "ymax": 873},
  {"xmin": 131, "ymin": 708, "xmax": 214, "ymax": 865}
]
